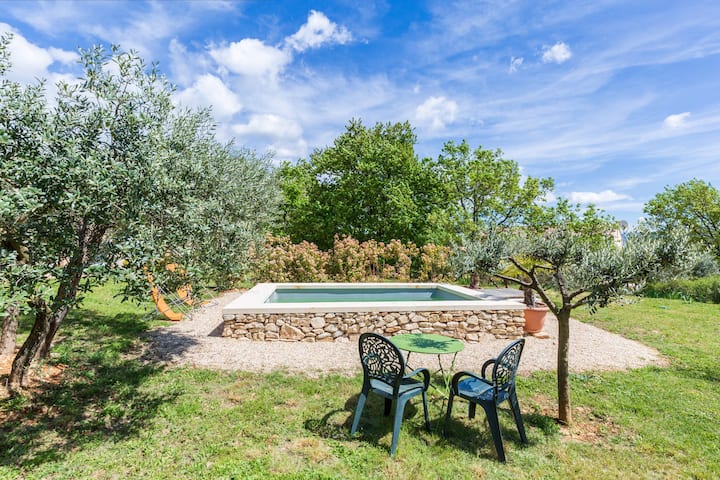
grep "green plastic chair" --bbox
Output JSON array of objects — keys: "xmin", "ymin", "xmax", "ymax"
[
  {"xmin": 443, "ymin": 338, "xmax": 528, "ymax": 462},
  {"xmin": 350, "ymin": 332, "xmax": 430, "ymax": 457}
]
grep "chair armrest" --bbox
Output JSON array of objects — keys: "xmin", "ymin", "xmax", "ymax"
[
  {"xmin": 404, "ymin": 367, "xmax": 431, "ymax": 390},
  {"xmin": 450, "ymin": 370, "xmax": 492, "ymax": 393},
  {"xmin": 481, "ymin": 358, "xmax": 496, "ymax": 379}
]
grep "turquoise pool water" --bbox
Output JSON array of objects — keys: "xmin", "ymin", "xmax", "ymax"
[{"xmin": 266, "ymin": 287, "xmax": 475, "ymax": 303}]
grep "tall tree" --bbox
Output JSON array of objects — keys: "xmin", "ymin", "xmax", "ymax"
[
  {"xmin": 452, "ymin": 200, "xmax": 686, "ymax": 424},
  {"xmin": 278, "ymin": 119, "xmax": 445, "ymax": 249},
  {"xmin": 0, "ymin": 40, "xmax": 278, "ymax": 390},
  {"xmin": 434, "ymin": 140, "xmax": 554, "ymax": 239},
  {"xmin": 644, "ymin": 179, "xmax": 720, "ymax": 258},
  {"xmin": 436, "ymin": 140, "xmax": 554, "ymax": 284}
]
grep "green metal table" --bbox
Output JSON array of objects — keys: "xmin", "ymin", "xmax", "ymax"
[{"xmin": 391, "ymin": 333, "xmax": 465, "ymax": 394}]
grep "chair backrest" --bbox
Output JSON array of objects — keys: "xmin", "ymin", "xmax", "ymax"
[
  {"xmin": 358, "ymin": 332, "xmax": 405, "ymax": 389},
  {"xmin": 491, "ymin": 338, "xmax": 525, "ymax": 395}
]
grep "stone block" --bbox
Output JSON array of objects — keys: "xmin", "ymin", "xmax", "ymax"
[
  {"xmin": 280, "ymin": 324, "xmax": 305, "ymax": 341},
  {"xmin": 311, "ymin": 317, "xmax": 326, "ymax": 329}
]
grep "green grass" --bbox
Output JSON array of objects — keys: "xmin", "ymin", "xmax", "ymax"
[{"xmin": 1, "ymin": 287, "xmax": 719, "ymax": 479}]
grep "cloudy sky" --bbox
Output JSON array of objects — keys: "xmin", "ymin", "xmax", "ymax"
[{"xmin": 2, "ymin": 0, "xmax": 719, "ymax": 224}]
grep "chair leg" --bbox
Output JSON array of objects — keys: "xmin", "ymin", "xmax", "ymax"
[
  {"xmin": 482, "ymin": 403, "xmax": 506, "ymax": 462},
  {"xmin": 350, "ymin": 392, "xmax": 367, "ymax": 435},
  {"xmin": 509, "ymin": 391, "xmax": 528, "ymax": 444},
  {"xmin": 443, "ymin": 391, "xmax": 455, "ymax": 437},
  {"xmin": 421, "ymin": 390, "xmax": 430, "ymax": 432},
  {"xmin": 384, "ymin": 398, "xmax": 392, "ymax": 416},
  {"xmin": 469, "ymin": 402, "xmax": 477, "ymax": 419},
  {"xmin": 390, "ymin": 397, "xmax": 409, "ymax": 457}
]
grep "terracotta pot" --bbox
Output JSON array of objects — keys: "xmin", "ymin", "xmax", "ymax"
[{"xmin": 524, "ymin": 306, "xmax": 548, "ymax": 334}]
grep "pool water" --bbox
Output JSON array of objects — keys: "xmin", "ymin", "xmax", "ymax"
[{"xmin": 265, "ymin": 286, "xmax": 475, "ymax": 303}]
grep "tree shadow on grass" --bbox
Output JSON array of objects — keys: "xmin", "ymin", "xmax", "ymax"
[
  {"xmin": 441, "ymin": 407, "xmax": 557, "ymax": 460},
  {"xmin": 304, "ymin": 393, "xmax": 427, "ymax": 452},
  {"xmin": 0, "ymin": 307, "xmax": 197, "ymax": 470}
]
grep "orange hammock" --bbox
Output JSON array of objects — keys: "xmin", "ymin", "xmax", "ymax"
[{"xmin": 147, "ymin": 264, "xmax": 194, "ymax": 321}]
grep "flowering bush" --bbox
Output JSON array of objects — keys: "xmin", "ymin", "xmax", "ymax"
[
  {"xmin": 252, "ymin": 235, "xmax": 328, "ymax": 282},
  {"xmin": 418, "ymin": 243, "xmax": 453, "ymax": 281},
  {"xmin": 251, "ymin": 234, "xmax": 453, "ymax": 283}
]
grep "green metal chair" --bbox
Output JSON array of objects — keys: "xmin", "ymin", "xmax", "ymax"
[
  {"xmin": 350, "ymin": 332, "xmax": 431, "ymax": 457},
  {"xmin": 443, "ymin": 338, "xmax": 528, "ymax": 462}
]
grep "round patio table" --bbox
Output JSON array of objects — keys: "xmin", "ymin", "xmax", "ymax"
[{"xmin": 391, "ymin": 333, "xmax": 465, "ymax": 393}]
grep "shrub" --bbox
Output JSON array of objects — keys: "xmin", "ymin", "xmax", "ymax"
[
  {"xmin": 251, "ymin": 235, "xmax": 454, "ymax": 283},
  {"xmin": 643, "ymin": 275, "xmax": 720, "ymax": 303},
  {"xmin": 252, "ymin": 235, "xmax": 328, "ymax": 282},
  {"xmin": 417, "ymin": 244, "xmax": 453, "ymax": 281}
]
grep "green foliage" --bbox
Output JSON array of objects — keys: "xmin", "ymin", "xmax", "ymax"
[
  {"xmin": 433, "ymin": 139, "xmax": 553, "ymax": 239},
  {"xmin": 1, "ymin": 41, "xmax": 277, "ymax": 301},
  {"xmin": 0, "ymin": 39, "xmax": 277, "ymax": 384},
  {"xmin": 278, "ymin": 119, "xmax": 445, "ymax": 249},
  {"xmin": 643, "ymin": 275, "xmax": 720, "ymax": 303},
  {"xmin": 252, "ymin": 235, "xmax": 451, "ymax": 283},
  {"xmin": 450, "ymin": 200, "xmax": 689, "ymax": 423},
  {"xmin": 450, "ymin": 229, "xmax": 508, "ymax": 286},
  {"xmin": 644, "ymin": 179, "xmax": 720, "ymax": 258}
]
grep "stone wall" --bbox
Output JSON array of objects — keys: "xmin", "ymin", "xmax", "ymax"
[{"xmin": 222, "ymin": 309, "xmax": 525, "ymax": 343}]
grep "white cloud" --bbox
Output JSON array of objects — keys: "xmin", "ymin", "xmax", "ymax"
[
  {"xmin": 542, "ymin": 42, "xmax": 572, "ymax": 64},
  {"xmin": 286, "ymin": 10, "xmax": 352, "ymax": 52},
  {"xmin": 168, "ymin": 39, "xmax": 215, "ymax": 88},
  {"xmin": 209, "ymin": 39, "xmax": 291, "ymax": 78},
  {"xmin": 509, "ymin": 56, "xmax": 524, "ymax": 73},
  {"xmin": 663, "ymin": 112, "xmax": 691, "ymax": 129},
  {"xmin": 47, "ymin": 47, "xmax": 79, "ymax": 65},
  {"xmin": 0, "ymin": 23, "xmax": 77, "ymax": 83},
  {"xmin": 174, "ymin": 74, "xmax": 242, "ymax": 120},
  {"xmin": 232, "ymin": 114, "xmax": 303, "ymax": 139},
  {"xmin": 268, "ymin": 138, "xmax": 309, "ymax": 162},
  {"xmin": 569, "ymin": 190, "xmax": 632, "ymax": 204},
  {"xmin": 415, "ymin": 96, "xmax": 458, "ymax": 130}
]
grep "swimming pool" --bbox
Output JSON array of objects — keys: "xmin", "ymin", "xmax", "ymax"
[
  {"xmin": 222, "ymin": 283, "xmax": 525, "ymax": 343},
  {"xmin": 266, "ymin": 285, "xmax": 478, "ymax": 303}
]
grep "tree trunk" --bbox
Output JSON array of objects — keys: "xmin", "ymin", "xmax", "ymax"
[
  {"xmin": 0, "ymin": 306, "xmax": 19, "ymax": 356},
  {"xmin": 37, "ymin": 223, "xmax": 104, "ymax": 359},
  {"xmin": 469, "ymin": 271, "xmax": 480, "ymax": 289},
  {"xmin": 8, "ymin": 299, "xmax": 52, "ymax": 390},
  {"xmin": 556, "ymin": 308, "xmax": 572, "ymax": 424}
]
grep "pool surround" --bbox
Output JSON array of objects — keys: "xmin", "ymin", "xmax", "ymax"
[{"xmin": 222, "ymin": 283, "xmax": 526, "ymax": 342}]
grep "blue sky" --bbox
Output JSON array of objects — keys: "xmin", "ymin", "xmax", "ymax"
[{"xmin": 2, "ymin": 1, "xmax": 719, "ymax": 224}]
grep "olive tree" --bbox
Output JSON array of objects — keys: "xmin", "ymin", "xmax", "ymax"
[
  {"xmin": 452, "ymin": 200, "xmax": 686, "ymax": 424},
  {"xmin": 0, "ymin": 38, "xmax": 277, "ymax": 390}
]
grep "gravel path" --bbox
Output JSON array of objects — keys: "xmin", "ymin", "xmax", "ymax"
[{"xmin": 143, "ymin": 291, "xmax": 666, "ymax": 377}]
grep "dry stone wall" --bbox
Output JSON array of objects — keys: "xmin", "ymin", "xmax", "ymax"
[{"xmin": 222, "ymin": 309, "xmax": 525, "ymax": 343}]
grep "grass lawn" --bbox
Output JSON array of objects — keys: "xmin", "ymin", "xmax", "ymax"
[{"xmin": 1, "ymin": 284, "xmax": 719, "ymax": 479}]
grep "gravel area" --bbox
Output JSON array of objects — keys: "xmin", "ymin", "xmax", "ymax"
[{"xmin": 143, "ymin": 291, "xmax": 667, "ymax": 377}]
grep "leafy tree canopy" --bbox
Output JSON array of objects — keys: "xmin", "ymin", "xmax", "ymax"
[
  {"xmin": 0, "ymin": 37, "xmax": 278, "ymax": 389},
  {"xmin": 278, "ymin": 119, "xmax": 445, "ymax": 249},
  {"xmin": 451, "ymin": 199, "xmax": 687, "ymax": 424},
  {"xmin": 433, "ymin": 140, "xmax": 554, "ymax": 240},
  {"xmin": 644, "ymin": 179, "xmax": 720, "ymax": 259}
]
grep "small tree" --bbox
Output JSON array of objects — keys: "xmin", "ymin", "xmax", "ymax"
[{"xmin": 452, "ymin": 200, "xmax": 686, "ymax": 424}]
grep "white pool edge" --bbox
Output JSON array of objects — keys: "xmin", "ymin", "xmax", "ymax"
[{"xmin": 223, "ymin": 282, "xmax": 524, "ymax": 315}]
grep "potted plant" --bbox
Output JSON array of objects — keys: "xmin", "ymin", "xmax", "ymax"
[{"xmin": 522, "ymin": 286, "xmax": 548, "ymax": 334}]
